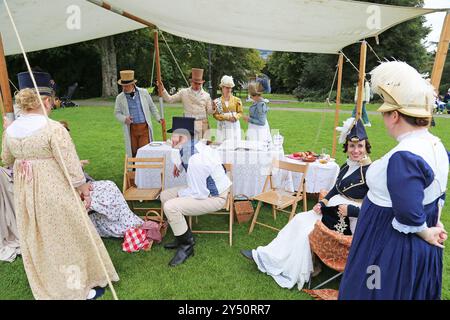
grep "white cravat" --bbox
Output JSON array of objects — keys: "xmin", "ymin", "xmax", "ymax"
[
  {"xmin": 343, "ymin": 158, "xmax": 361, "ymax": 179},
  {"xmin": 190, "ymin": 87, "xmax": 202, "ymax": 97}
]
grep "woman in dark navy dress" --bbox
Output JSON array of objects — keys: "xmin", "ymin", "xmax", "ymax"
[{"xmin": 339, "ymin": 61, "xmax": 449, "ymax": 300}]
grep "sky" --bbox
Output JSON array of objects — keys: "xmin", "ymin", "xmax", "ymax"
[{"xmin": 423, "ymin": 0, "xmax": 449, "ymax": 50}]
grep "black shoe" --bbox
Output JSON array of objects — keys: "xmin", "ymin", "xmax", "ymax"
[
  {"xmin": 240, "ymin": 249, "xmax": 254, "ymax": 262},
  {"xmin": 87, "ymin": 287, "xmax": 105, "ymax": 300},
  {"xmin": 169, "ymin": 229, "xmax": 195, "ymax": 267}
]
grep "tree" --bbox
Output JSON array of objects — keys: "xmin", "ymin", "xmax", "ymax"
[
  {"xmin": 153, "ymin": 33, "xmax": 265, "ymax": 99},
  {"xmin": 266, "ymin": 52, "xmax": 306, "ymax": 93},
  {"xmin": 266, "ymin": 0, "xmax": 433, "ymax": 101},
  {"xmin": 97, "ymin": 36, "xmax": 118, "ymax": 98},
  {"xmin": 6, "ymin": 41, "xmax": 101, "ymax": 98},
  {"xmin": 114, "ymin": 29, "xmax": 155, "ymax": 88}
]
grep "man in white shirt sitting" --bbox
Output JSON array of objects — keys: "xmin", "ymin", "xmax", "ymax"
[{"xmin": 160, "ymin": 117, "xmax": 232, "ymax": 267}]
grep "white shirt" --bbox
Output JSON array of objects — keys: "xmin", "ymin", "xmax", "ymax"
[{"xmin": 177, "ymin": 142, "xmax": 232, "ymax": 199}]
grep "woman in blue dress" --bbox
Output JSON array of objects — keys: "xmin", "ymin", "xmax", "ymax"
[{"xmin": 339, "ymin": 61, "xmax": 449, "ymax": 300}]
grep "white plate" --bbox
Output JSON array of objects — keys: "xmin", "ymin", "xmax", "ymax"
[{"xmin": 149, "ymin": 142, "xmax": 163, "ymax": 147}]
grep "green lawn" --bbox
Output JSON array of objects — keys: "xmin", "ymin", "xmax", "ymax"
[
  {"xmin": 1, "ymin": 105, "xmax": 449, "ymax": 300},
  {"xmin": 235, "ymin": 92, "xmax": 298, "ymax": 101},
  {"xmin": 79, "ymin": 94, "xmax": 383, "ymax": 112}
]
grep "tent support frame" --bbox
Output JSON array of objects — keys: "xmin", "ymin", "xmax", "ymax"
[
  {"xmin": 355, "ymin": 41, "xmax": 367, "ymax": 122},
  {"xmin": 331, "ymin": 53, "xmax": 344, "ymax": 158},
  {"xmin": 0, "ymin": 32, "xmax": 14, "ymax": 122},
  {"xmin": 431, "ymin": 11, "xmax": 450, "ymax": 92}
]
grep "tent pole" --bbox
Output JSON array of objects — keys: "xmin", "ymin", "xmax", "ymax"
[
  {"xmin": 0, "ymin": 32, "xmax": 14, "ymax": 121},
  {"xmin": 154, "ymin": 30, "xmax": 167, "ymax": 141},
  {"xmin": 332, "ymin": 53, "xmax": 344, "ymax": 158},
  {"xmin": 86, "ymin": 1, "xmax": 156, "ymax": 28},
  {"xmin": 0, "ymin": 90, "xmax": 5, "ymax": 117},
  {"xmin": 431, "ymin": 11, "xmax": 450, "ymax": 93},
  {"xmin": 355, "ymin": 41, "xmax": 367, "ymax": 121}
]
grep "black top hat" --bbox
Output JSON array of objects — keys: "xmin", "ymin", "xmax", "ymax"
[
  {"xmin": 17, "ymin": 71, "xmax": 53, "ymax": 96},
  {"xmin": 167, "ymin": 117, "xmax": 195, "ymax": 136},
  {"xmin": 347, "ymin": 119, "xmax": 368, "ymax": 141}
]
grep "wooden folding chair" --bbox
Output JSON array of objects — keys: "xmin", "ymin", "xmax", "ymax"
[
  {"xmin": 122, "ymin": 155, "xmax": 165, "ymax": 222},
  {"xmin": 249, "ymin": 159, "xmax": 308, "ymax": 233},
  {"xmin": 188, "ymin": 164, "xmax": 234, "ymax": 246}
]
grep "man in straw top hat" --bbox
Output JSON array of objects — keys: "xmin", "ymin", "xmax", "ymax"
[
  {"xmin": 160, "ymin": 116, "xmax": 232, "ymax": 267},
  {"xmin": 114, "ymin": 70, "xmax": 162, "ymax": 157},
  {"xmin": 156, "ymin": 68, "xmax": 214, "ymax": 140}
]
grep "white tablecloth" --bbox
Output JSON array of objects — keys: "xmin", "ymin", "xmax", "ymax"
[
  {"xmin": 278, "ymin": 157, "xmax": 340, "ymax": 194},
  {"xmin": 135, "ymin": 143, "xmax": 340, "ymax": 197},
  {"xmin": 135, "ymin": 142, "xmax": 284, "ymax": 198}
]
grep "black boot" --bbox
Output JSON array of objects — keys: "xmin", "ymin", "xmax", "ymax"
[
  {"xmin": 163, "ymin": 239, "xmax": 179, "ymax": 250},
  {"xmin": 168, "ymin": 229, "xmax": 195, "ymax": 267},
  {"xmin": 164, "ymin": 235, "xmax": 195, "ymax": 250}
]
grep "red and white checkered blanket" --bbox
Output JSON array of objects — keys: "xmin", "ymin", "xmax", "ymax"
[{"xmin": 122, "ymin": 227, "xmax": 151, "ymax": 253}]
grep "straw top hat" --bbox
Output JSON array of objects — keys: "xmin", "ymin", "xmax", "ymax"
[
  {"xmin": 219, "ymin": 75, "xmax": 235, "ymax": 88},
  {"xmin": 248, "ymin": 81, "xmax": 264, "ymax": 96},
  {"xmin": 370, "ymin": 61, "xmax": 435, "ymax": 118},
  {"xmin": 118, "ymin": 70, "xmax": 137, "ymax": 85},
  {"xmin": 190, "ymin": 68, "xmax": 205, "ymax": 84}
]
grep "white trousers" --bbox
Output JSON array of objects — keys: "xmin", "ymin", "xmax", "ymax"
[{"xmin": 160, "ymin": 186, "xmax": 227, "ymax": 236}]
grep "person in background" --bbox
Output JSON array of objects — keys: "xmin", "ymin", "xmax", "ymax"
[
  {"xmin": 0, "ymin": 164, "xmax": 18, "ymax": 263},
  {"xmin": 443, "ymin": 88, "xmax": 450, "ymax": 113},
  {"xmin": 435, "ymin": 94, "xmax": 446, "ymax": 115},
  {"xmin": 243, "ymin": 81, "xmax": 272, "ymax": 145},
  {"xmin": 352, "ymin": 81, "xmax": 371, "ymax": 127},
  {"xmin": 213, "ymin": 75, "xmax": 243, "ymax": 142},
  {"xmin": 1, "ymin": 119, "xmax": 17, "ymax": 263},
  {"xmin": 115, "ymin": 70, "xmax": 162, "ymax": 157},
  {"xmin": 157, "ymin": 68, "xmax": 215, "ymax": 140},
  {"xmin": 59, "ymin": 121, "xmax": 143, "ymax": 238},
  {"xmin": 49, "ymin": 79, "xmax": 62, "ymax": 109}
]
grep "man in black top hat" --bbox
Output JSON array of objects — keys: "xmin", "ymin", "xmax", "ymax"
[{"xmin": 160, "ymin": 117, "xmax": 232, "ymax": 267}]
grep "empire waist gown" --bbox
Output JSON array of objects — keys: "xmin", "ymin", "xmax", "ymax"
[{"xmin": 1, "ymin": 117, "xmax": 119, "ymax": 299}]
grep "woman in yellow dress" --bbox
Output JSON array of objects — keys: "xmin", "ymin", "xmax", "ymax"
[
  {"xmin": 213, "ymin": 75, "xmax": 243, "ymax": 142},
  {"xmin": 1, "ymin": 71, "xmax": 118, "ymax": 300}
]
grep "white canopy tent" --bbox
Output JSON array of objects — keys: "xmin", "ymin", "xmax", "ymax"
[
  {"xmin": 0, "ymin": 0, "xmax": 443, "ymax": 56},
  {"xmin": 0, "ymin": 0, "xmax": 449, "ymax": 153},
  {"xmin": 1, "ymin": 1, "xmax": 449, "ymax": 300}
]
